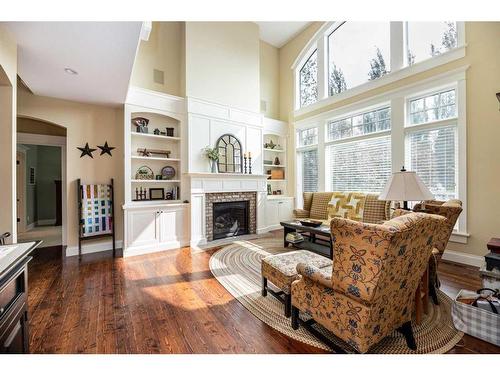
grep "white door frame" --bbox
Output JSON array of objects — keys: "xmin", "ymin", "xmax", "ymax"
[
  {"xmin": 17, "ymin": 133, "xmax": 67, "ymax": 246},
  {"xmin": 16, "ymin": 148, "xmax": 28, "ymax": 233}
]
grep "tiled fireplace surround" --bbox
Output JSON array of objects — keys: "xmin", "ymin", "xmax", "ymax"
[{"xmin": 205, "ymin": 192, "xmax": 257, "ymax": 241}]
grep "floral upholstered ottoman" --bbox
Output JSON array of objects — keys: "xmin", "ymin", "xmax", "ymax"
[{"xmin": 261, "ymin": 250, "xmax": 332, "ymax": 317}]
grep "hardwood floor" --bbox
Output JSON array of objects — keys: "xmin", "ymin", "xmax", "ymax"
[{"xmin": 27, "ymin": 238, "xmax": 499, "ymax": 354}]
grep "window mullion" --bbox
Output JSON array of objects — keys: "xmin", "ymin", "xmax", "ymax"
[
  {"xmin": 390, "ymin": 22, "xmax": 404, "ymax": 73},
  {"xmin": 391, "ymin": 97, "xmax": 405, "ymax": 172},
  {"xmin": 316, "ymin": 37, "xmax": 328, "ymax": 101},
  {"xmin": 317, "ymin": 123, "xmax": 326, "ymax": 191}
]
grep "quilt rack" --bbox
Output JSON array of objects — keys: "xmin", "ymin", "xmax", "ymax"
[{"xmin": 77, "ymin": 178, "xmax": 116, "ymax": 259}]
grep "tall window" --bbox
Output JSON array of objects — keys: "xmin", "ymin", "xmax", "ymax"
[
  {"xmin": 326, "ymin": 107, "xmax": 390, "ymax": 141},
  {"xmin": 406, "ymin": 22, "xmax": 457, "ymax": 66},
  {"xmin": 297, "ymin": 128, "xmax": 319, "ymax": 192},
  {"xmin": 409, "ymin": 89, "xmax": 456, "ymax": 124},
  {"xmin": 302, "ymin": 149, "xmax": 319, "ymax": 192},
  {"xmin": 406, "ymin": 89, "xmax": 458, "ymax": 201},
  {"xmin": 298, "ymin": 127, "xmax": 318, "ymax": 147},
  {"xmin": 299, "ymin": 50, "xmax": 318, "ymax": 107},
  {"xmin": 328, "ymin": 22, "xmax": 391, "ymax": 96},
  {"xmin": 325, "ymin": 107, "xmax": 392, "ymax": 192}
]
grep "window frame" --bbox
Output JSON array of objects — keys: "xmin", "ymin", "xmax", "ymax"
[
  {"xmin": 324, "ymin": 104, "xmax": 392, "ymax": 193},
  {"xmin": 404, "ymin": 123, "xmax": 459, "ymax": 201},
  {"xmin": 292, "ymin": 21, "xmax": 465, "ymax": 114},
  {"xmin": 294, "ymin": 70, "xmax": 467, "ymax": 241},
  {"xmin": 296, "ymin": 126, "xmax": 321, "ymax": 207}
]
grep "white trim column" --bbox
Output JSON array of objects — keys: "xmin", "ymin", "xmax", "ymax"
[
  {"xmin": 316, "ymin": 35, "xmax": 328, "ymax": 101},
  {"xmin": 390, "ymin": 97, "xmax": 405, "ymax": 172},
  {"xmin": 456, "ymin": 78, "xmax": 467, "ymax": 234},
  {"xmin": 390, "ymin": 21, "xmax": 404, "ymax": 72}
]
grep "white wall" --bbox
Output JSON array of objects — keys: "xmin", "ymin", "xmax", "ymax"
[
  {"xmin": 185, "ymin": 22, "xmax": 260, "ymax": 113},
  {"xmin": 187, "ymin": 98, "xmax": 263, "ymax": 175},
  {"xmin": 0, "ymin": 26, "xmax": 17, "ymax": 243}
]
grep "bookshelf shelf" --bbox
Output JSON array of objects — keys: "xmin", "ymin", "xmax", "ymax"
[
  {"xmin": 263, "ymin": 119, "xmax": 288, "ymax": 196},
  {"xmin": 131, "ymin": 156, "xmax": 181, "ymax": 161},
  {"xmin": 131, "ymin": 179, "xmax": 181, "ymax": 183},
  {"xmin": 131, "ymin": 132, "xmax": 181, "ymax": 141}
]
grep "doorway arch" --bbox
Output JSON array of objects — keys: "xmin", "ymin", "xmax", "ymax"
[{"xmin": 17, "ymin": 116, "xmax": 68, "ymax": 248}]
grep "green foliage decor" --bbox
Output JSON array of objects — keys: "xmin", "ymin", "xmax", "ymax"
[{"xmin": 203, "ymin": 146, "xmax": 219, "ymax": 161}]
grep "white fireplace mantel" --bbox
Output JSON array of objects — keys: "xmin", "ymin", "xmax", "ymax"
[
  {"xmin": 186, "ymin": 172, "xmax": 268, "ymax": 194},
  {"xmin": 185, "ymin": 172, "xmax": 268, "ymax": 178}
]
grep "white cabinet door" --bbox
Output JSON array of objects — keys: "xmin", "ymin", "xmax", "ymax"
[
  {"xmin": 127, "ymin": 209, "xmax": 159, "ymax": 248},
  {"xmin": 278, "ymin": 199, "xmax": 294, "ymax": 222},
  {"xmin": 158, "ymin": 208, "xmax": 186, "ymax": 245},
  {"xmin": 265, "ymin": 200, "xmax": 279, "ymax": 228}
]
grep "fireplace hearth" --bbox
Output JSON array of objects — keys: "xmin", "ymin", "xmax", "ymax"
[{"xmin": 213, "ymin": 201, "xmax": 249, "ymax": 240}]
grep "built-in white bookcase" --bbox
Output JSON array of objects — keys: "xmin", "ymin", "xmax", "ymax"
[
  {"xmin": 123, "ymin": 87, "xmax": 189, "ymax": 257},
  {"xmin": 124, "ymin": 88, "xmax": 187, "ymax": 206},
  {"xmin": 263, "ymin": 118, "xmax": 289, "ymax": 197}
]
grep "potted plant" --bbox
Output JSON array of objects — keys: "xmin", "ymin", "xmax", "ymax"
[{"xmin": 203, "ymin": 146, "xmax": 219, "ymax": 173}]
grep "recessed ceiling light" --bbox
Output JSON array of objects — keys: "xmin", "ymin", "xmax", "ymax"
[{"xmin": 64, "ymin": 68, "xmax": 78, "ymax": 75}]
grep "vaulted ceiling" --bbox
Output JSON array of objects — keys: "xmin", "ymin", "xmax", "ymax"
[
  {"xmin": 256, "ymin": 22, "xmax": 312, "ymax": 48},
  {"xmin": 3, "ymin": 22, "xmax": 143, "ymax": 105}
]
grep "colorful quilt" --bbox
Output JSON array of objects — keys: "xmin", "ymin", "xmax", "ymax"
[{"xmin": 80, "ymin": 184, "xmax": 113, "ymax": 237}]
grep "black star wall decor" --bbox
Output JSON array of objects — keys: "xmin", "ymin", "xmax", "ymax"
[
  {"xmin": 77, "ymin": 143, "xmax": 97, "ymax": 158},
  {"xmin": 97, "ymin": 141, "xmax": 115, "ymax": 156}
]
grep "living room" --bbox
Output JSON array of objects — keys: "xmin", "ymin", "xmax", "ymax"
[{"xmin": 0, "ymin": 0, "xmax": 499, "ymax": 372}]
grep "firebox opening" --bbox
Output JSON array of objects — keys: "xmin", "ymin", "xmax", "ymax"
[{"xmin": 212, "ymin": 200, "xmax": 250, "ymax": 240}]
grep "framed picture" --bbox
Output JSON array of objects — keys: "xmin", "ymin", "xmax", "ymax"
[{"xmin": 149, "ymin": 188, "xmax": 165, "ymax": 200}]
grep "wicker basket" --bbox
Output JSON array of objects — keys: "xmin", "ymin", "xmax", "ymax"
[{"xmin": 135, "ymin": 166, "xmax": 154, "ymax": 180}]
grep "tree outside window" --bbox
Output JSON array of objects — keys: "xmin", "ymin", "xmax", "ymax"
[
  {"xmin": 299, "ymin": 50, "xmax": 318, "ymax": 107},
  {"xmin": 407, "ymin": 22, "xmax": 457, "ymax": 66}
]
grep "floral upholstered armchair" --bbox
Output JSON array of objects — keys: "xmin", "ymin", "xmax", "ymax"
[
  {"xmin": 393, "ymin": 199, "xmax": 462, "ymax": 303},
  {"xmin": 290, "ymin": 213, "xmax": 445, "ymax": 353}
]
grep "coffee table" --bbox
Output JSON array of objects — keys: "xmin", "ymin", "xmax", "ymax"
[{"xmin": 280, "ymin": 220, "xmax": 333, "ymax": 259}]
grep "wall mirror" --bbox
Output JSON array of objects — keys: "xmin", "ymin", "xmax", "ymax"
[{"xmin": 216, "ymin": 134, "xmax": 243, "ymax": 173}]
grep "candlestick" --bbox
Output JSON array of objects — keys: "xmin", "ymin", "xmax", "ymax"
[
  {"xmin": 248, "ymin": 156, "xmax": 252, "ymax": 174},
  {"xmin": 244, "ymin": 155, "xmax": 247, "ymax": 174}
]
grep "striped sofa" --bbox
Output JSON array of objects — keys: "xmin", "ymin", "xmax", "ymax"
[{"xmin": 293, "ymin": 192, "xmax": 391, "ymax": 224}]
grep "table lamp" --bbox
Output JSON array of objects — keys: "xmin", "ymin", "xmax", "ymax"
[{"xmin": 379, "ymin": 167, "xmax": 433, "ymax": 210}]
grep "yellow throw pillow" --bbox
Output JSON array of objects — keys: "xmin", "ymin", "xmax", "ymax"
[{"xmin": 328, "ymin": 192, "xmax": 367, "ymax": 222}]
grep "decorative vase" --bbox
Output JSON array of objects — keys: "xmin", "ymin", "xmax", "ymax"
[{"xmin": 210, "ymin": 159, "xmax": 218, "ymax": 173}]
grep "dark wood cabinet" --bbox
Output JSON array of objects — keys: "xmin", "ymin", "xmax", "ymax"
[
  {"xmin": 0, "ymin": 258, "xmax": 30, "ymax": 354},
  {"xmin": 1, "ymin": 303, "xmax": 28, "ymax": 353}
]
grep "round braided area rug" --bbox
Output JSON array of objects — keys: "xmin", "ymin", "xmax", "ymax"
[{"xmin": 209, "ymin": 238, "xmax": 463, "ymax": 354}]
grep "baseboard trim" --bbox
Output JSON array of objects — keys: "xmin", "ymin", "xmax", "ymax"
[
  {"xmin": 441, "ymin": 249, "xmax": 484, "ymax": 268},
  {"xmin": 190, "ymin": 238, "xmax": 207, "ymax": 247},
  {"xmin": 37, "ymin": 219, "xmax": 57, "ymax": 226},
  {"xmin": 123, "ymin": 239, "xmax": 189, "ymax": 258},
  {"xmin": 258, "ymin": 225, "xmax": 280, "ymax": 233},
  {"xmin": 66, "ymin": 240, "xmax": 123, "ymax": 257}
]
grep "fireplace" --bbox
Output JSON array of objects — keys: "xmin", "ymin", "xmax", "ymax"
[
  {"xmin": 205, "ymin": 192, "xmax": 257, "ymax": 241},
  {"xmin": 212, "ymin": 201, "xmax": 249, "ymax": 240}
]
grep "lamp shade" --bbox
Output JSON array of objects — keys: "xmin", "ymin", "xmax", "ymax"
[{"xmin": 379, "ymin": 171, "xmax": 434, "ymax": 201}]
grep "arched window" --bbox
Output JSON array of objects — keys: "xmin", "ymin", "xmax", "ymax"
[
  {"xmin": 216, "ymin": 134, "xmax": 243, "ymax": 173},
  {"xmin": 293, "ymin": 22, "xmax": 463, "ymax": 110},
  {"xmin": 299, "ymin": 50, "xmax": 318, "ymax": 107}
]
